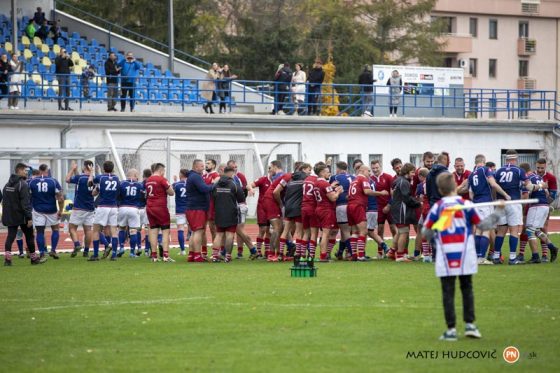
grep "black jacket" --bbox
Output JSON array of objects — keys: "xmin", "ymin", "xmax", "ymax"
[
  {"xmin": 2, "ymin": 174, "xmax": 32, "ymax": 226},
  {"xmin": 55, "ymin": 55, "xmax": 74, "ymax": 75},
  {"xmin": 0, "ymin": 59, "xmax": 11, "ymax": 83},
  {"xmin": 213, "ymin": 176, "xmax": 244, "ymax": 228},
  {"xmin": 358, "ymin": 70, "xmax": 375, "ymax": 92},
  {"xmin": 390, "ymin": 176, "xmax": 420, "ymax": 225},
  {"xmin": 105, "ymin": 58, "xmax": 120, "ymax": 84},
  {"xmin": 274, "ymin": 66, "xmax": 292, "ymax": 91},
  {"xmin": 426, "ymin": 164, "xmax": 449, "ymax": 207},
  {"xmin": 308, "ymin": 67, "xmax": 325, "ymax": 86},
  {"xmin": 284, "ymin": 171, "xmax": 307, "ymax": 218}
]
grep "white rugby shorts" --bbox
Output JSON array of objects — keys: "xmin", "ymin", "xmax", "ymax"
[
  {"xmin": 526, "ymin": 205, "xmax": 549, "ymax": 229},
  {"xmin": 93, "ymin": 207, "xmax": 118, "ymax": 227},
  {"xmin": 497, "ymin": 204, "xmax": 523, "ymax": 227},
  {"xmin": 336, "ymin": 204, "xmax": 348, "ymax": 224},
  {"xmin": 118, "ymin": 206, "xmax": 141, "ymax": 228},
  {"xmin": 32, "ymin": 210, "xmax": 59, "ymax": 227},
  {"xmin": 366, "ymin": 211, "xmax": 379, "ymax": 230},
  {"xmin": 69, "ymin": 209, "xmax": 94, "ymax": 226},
  {"xmin": 175, "ymin": 213, "xmax": 187, "ymax": 226}
]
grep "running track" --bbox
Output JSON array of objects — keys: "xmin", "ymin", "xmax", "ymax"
[{"xmin": 1, "ymin": 218, "xmax": 559, "ymax": 252}]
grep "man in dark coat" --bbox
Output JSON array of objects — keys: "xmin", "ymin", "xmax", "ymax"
[
  {"xmin": 426, "ymin": 152, "xmax": 451, "ymax": 207},
  {"xmin": 272, "ymin": 63, "xmax": 292, "ymax": 115},
  {"xmin": 358, "ymin": 65, "xmax": 376, "ymax": 116},
  {"xmin": 54, "ymin": 48, "xmax": 74, "ymax": 111},
  {"xmin": 307, "ymin": 59, "xmax": 325, "ymax": 116},
  {"xmin": 104, "ymin": 52, "xmax": 121, "ymax": 111},
  {"xmin": 2, "ymin": 163, "xmax": 46, "ymax": 266},
  {"xmin": 212, "ymin": 166, "xmax": 245, "ymax": 262}
]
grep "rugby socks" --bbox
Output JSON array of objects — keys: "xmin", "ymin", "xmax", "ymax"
[
  {"xmin": 51, "ymin": 231, "xmax": 59, "ymax": 252},
  {"xmin": 308, "ymin": 240, "xmax": 317, "ymax": 258},
  {"xmin": 493, "ymin": 236, "xmax": 505, "ymax": 259},
  {"xmin": 144, "ymin": 234, "xmax": 150, "ymax": 251},
  {"xmin": 519, "ymin": 232, "xmax": 528, "ymax": 257},
  {"xmin": 279, "ymin": 238, "xmax": 287, "ymax": 257},
  {"xmin": 256, "ymin": 237, "xmax": 263, "ymax": 256},
  {"xmin": 157, "ymin": 233, "xmax": 162, "ymax": 245},
  {"xmin": 99, "ymin": 233, "xmax": 109, "ymax": 247},
  {"xmin": 509, "ymin": 236, "xmax": 519, "ymax": 260},
  {"xmin": 16, "ymin": 238, "xmax": 24, "ymax": 255},
  {"xmin": 237, "ymin": 245, "xmax": 243, "ymax": 256},
  {"xmin": 478, "ymin": 236, "xmax": 490, "ymax": 258},
  {"xmin": 93, "ymin": 240, "xmax": 100, "ymax": 257},
  {"xmin": 357, "ymin": 236, "xmax": 366, "ymax": 258},
  {"xmin": 136, "ymin": 232, "xmax": 142, "ymax": 251},
  {"xmin": 212, "ymin": 246, "xmax": 220, "ymax": 259},
  {"xmin": 350, "ymin": 237, "xmax": 357, "ymax": 257},
  {"xmin": 542, "ymin": 241, "xmax": 549, "ymax": 258},
  {"xmin": 421, "ymin": 239, "xmax": 431, "ymax": 257},
  {"xmin": 327, "ymin": 239, "xmax": 336, "ymax": 257},
  {"xmin": 111, "ymin": 237, "xmax": 118, "ymax": 259},
  {"xmin": 178, "ymin": 230, "xmax": 185, "ymax": 252},
  {"xmin": 202, "ymin": 245, "xmax": 208, "ymax": 257},
  {"xmin": 118, "ymin": 230, "xmax": 126, "ymax": 250},
  {"xmin": 264, "ymin": 238, "xmax": 271, "ymax": 257},
  {"xmin": 36, "ymin": 230, "xmax": 46, "ymax": 254},
  {"xmin": 129, "ymin": 232, "xmax": 137, "ymax": 252}
]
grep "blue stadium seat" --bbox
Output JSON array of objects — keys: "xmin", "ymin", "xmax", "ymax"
[{"xmin": 71, "ymin": 32, "xmax": 80, "ymax": 39}]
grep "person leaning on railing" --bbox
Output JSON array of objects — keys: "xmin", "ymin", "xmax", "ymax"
[
  {"xmin": 201, "ymin": 62, "xmax": 220, "ymax": 114},
  {"xmin": 307, "ymin": 59, "xmax": 324, "ymax": 116},
  {"xmin": 358, "ymin": 64, "xmax": 376, "ymax": 117},
  {"xmin": 105, "ymin": 52, "xmax": 120, "ymax": 112},
  {"xmin": 118, "ymin": 52, "xmax": 142, "ymax": 113},
  {"xmin": 54, "ymin": 48, "xmax": 74, "ymax": 111},
  {"xmin": 8, "ymin": 53, "xmax": 24, "ymax": 110},
  {"xmin": 217, "ymin": 64, "xmax": 237, "ymax": 114}
]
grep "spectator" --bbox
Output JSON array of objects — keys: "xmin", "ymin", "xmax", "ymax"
[
  {"xmin": 81, "ymin": 65, "xmax": 95, "ymax": 99},
  {"xmin": 217, "ymin": 64, "xmax": 237, "ymax": 114},
  {"xmin": 104, "ymin": 52, "xmax": 120, "ymax": 112},
  {"xmin": 201, "ymin": 62, "xmax": 220, "ymax": 114},
  {"xmin": 272, "ymin": 62, "xmax": 292, "ymax": 115},
  {"xmin": 118, "ymin": 52, "xmax": 142, "ymax": 112},
  {"xmin": 8, "ymin": 53, "xmax": 23, "ymax": 110},
  {"xmin": 307, "ymin": 59, "xmax": 324, "ymax": 116},
  {"xmin": 25, "ymin": 19, "xmax": 36, "ymax": 39},
  {"xmin": 0, "ymin": 54, "xmax": 11, "ymax": 108},
  {"xmin": 54, "ymin": 47, "xmax": 74, "ymax": 111},
  {"xmin": 50, "ymin": 21, "xmax": 66, "ymax": 45},
  {"xmin": 358, "ymin": 65, "xmax": 376, "ymax": 117},
  {"xmin": 35, "ymin": 20, "xmax": 50, "ymax": 41},
  {"xmin": 386, "ymin": 69, "xmax": 402, "ymax": 117},
  {"xmin": 33, "ymin": 7, "xmax": 47, "ymax": 26},
  {"xmin": 291, "ymin": 63, "xmax": 306, "ymax": 115}
]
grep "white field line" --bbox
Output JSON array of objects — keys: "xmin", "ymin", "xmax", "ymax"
[{"xmin": 28, "ymin": 296, "xmax": 212, "ymax": 311}]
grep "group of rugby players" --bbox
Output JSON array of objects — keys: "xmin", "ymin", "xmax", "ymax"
[{"xmin": 2, "ymin": 148, "xmax": 558, "ymax": 266}]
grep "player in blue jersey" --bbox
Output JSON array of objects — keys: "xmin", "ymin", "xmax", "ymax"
[
  {"xmin": 29, "ymin": 164, "xmax": 64, "ymax": 259},
  {"xmin": 518, "ymin": 163, "xmax": 558, "ymax": 263},
  {"xmin": 329, "ymin": 161, "xmax": 355, "ymax": 260},
  {"xmin": 117, "ymin": 169, "xmax": 144, "ymax": 258},
  {"xmin": 66, "ymin": 160, "xmax": 95, "ymax": 257},
  {"xmin": 173, "ymin": 168, "xmax": 189, "ymax": 255},
  {"xmin": 492, "ymin": 150, "xmax": 541, "ymax": 265},
  {"xmin": 468, "ymin": 154, "xmax": 510, "ymax": 265},
  {"xmin": 88, "ymin": 161, "xmax": 120, "ymax": 261}
]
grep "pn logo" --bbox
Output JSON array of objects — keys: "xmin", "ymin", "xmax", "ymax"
[{"xmin": 503, "ymin": 346, "xmax": 520, "ymax": 364}]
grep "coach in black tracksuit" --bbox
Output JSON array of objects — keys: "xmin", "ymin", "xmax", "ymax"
[
  {"xmin": 212, "ymin": 167, "xmax": 245, "ymax": 260},
  {"xmin": 2, "ymin": 163, "xmax": 45, "ymax": 265}
]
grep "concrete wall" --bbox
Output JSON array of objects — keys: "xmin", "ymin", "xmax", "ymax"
[{"xmin": 0, "ymin": 0, "xmax": 53, "ymax": 20}]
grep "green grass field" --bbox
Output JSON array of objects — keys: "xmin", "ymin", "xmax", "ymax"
[{"xmin": 1, "ymin": 237, "xmax": 559, "ymax": 373}]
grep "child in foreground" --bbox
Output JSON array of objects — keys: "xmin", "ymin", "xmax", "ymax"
[{"xmin": 422, "ymin": 173, "xmax": 505, "ymax": 341}]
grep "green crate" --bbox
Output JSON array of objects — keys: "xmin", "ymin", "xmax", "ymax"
[{"xmin": 290, "ymin": 265, "xmax": 318, "ymax": 278}]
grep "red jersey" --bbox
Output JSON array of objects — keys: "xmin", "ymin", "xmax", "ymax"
[
  {"xmin": 203, "ymin": 171, "xmax": 219, "ymax": 185},
  {"xmin": 453, "ymin": 170, "xmax": 472, "ymax": 200},
  {"xmin": 253, "ymin": 175, "xmax": 272, "ymax": 204},
  {"xmin": 264, "ymin": 173, "xmax": 292, "ymax": 200},
  {"xmin": 236, "ymin": 172, "xmax": 248, "ymax": 187},
  {"xmin": 301, "ymin": 175, "xmax": 317, "ymax": 211},
  {"xmin": 145, "ymin": 175, "xmax": 171, "ymax": 207},
  {"xmin": 314, "ymin": 178, "xmax": 336, "ymax": 211},
  {"xmin": 370, "ymin": 172, "xmax": 392, "ymax": 207},
  {"xmin": 542, "ymin": 172, "xmax": 558, "ymax": 192},
  {"xmin": 347, "ymin": 174, "xmax": 371, "ymax": 208}
]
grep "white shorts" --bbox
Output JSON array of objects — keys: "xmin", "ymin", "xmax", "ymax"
[
  {"xmin": 69, "ymin": 209, "xmax": 94, "ymax": 226},
  {"xmin": 93, "ymin": 207, "xmax": 118, "ymax": 227},
  {"xmin": 475, "ymin": 206, "xmax": 495, "ymax": 221},
  {"xmin": 497, "ymin": 204, "xmax": 523, "ymax": 227},
  {"xmin": 238, "ymin": 203, "xmax": 248, "ymax": 224},
  {"xmin": 32, "ymin": 210, "xmax": 59, "ymax": 227},
  {"xmin": 139, "ymin": 208, "xmax": 149, "ymax": 226},
  {"xmin": 336, "ymin": 204, "xmax": 348, "ymax": 224},
  {"xmin": 118, "ymin": 206, "xmax": 141, "ymax": 228},
  {"xmin": 367, "ymin": 211, "xmax": 379, "ymax": 230},
  {"xmin": 176, "ymin": 213, "xmax": 187, "ymax": 226},
  {"xmin": 526, "ymin": 205, "xmax": 550, "ymax": 229}
]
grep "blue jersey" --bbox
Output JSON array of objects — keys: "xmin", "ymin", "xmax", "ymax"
[
  {"xmin": 495, "ymin": 164, "xmax": 527, "ymax": 201},
  {"xmin": 271, "ymin": 172, "xmax": 285, "ymax": 182},
  {"xmin": 119, "ymin": 179, "xmax": 144, "ymax": 208},
  {"xmin": 92, "ymin": 174, "xmax": 120, "ymax": 207},
  {"xmin": 173, "ymin": 180, "xmax": 188, "ymax": 214},
  {"xmin": 68, "ymin": 174, "xmax": 95, "ymax": 211},
  {"xmin": 527, "ymin": 173, "xmax": 548, "ymax": 205},
  {"xmin": 329, "ymin": 173, "xmax": 354, "ymax": 206},
  {"xmin": 29, "ymin": 176, "xmax": 61, "ymax": 214},
  {"xmin": 367, "ymin": 179, "xmax": 378, "ymax": 211},
  {"xmin": 468, "ymin": 166, "xmax": 494, "ymax": 203}
]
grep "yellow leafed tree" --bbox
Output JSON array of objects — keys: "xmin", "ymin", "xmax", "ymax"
[{"xmin": 320, "ymin": 51, "xmax": 339, "ymax": 116}]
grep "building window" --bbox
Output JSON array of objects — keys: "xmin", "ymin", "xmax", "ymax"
[
  {"xmin": 277, "ymin": 154, "xmax": 293, "ymax": 172},
  {"xmin": 443, "ymin": 57, "xmax": 454, "ymax": 68},
  {"xmin": 519, "ymin": 21, "xmax": 529, "ymax": 38},
  {"xmin": 409, "ymin": 154, "xmax": 423, "ymax": 168},
  {"xmin": 347, "ymin": 154, "xmax": 362, "ymax": 174},
  {"xmin": 469, "ymin": 58, "xmax": 478, "ymax": 77},
  {"xmin": 489, "ymin": 59, "xmax": 497, "ymax": 78},
  {"xmin": 325, "ymin": 154, "xmax": 340, "ymax": 167},
  {"xmin": 205, "ymin": 154, "xmax": 221, "ymax": 165},
  {"xmin": 469, "ymin": 17, "xmax": 478, "ymax": 37},
  {"xmin": 442, "ymin": 17, "xmax": 456, "ymax": 33},
  {"xmin": 519, "ymin": 60, "xmax": 529, "ymax": 77},
  {"xmin": 489, "ymin": 19, "xmax": 498, "ymax": 39},
  {"xmin": 368, "ymin": 154, "xmax": 383, "ymax": 169}
]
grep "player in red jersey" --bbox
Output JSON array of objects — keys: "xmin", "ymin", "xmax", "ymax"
[
  {"xmin": 411, "ymin": 151, "xmax": 434, "ymax": 197},
  {"xmin": 145, "ymin": 163, "xmax": 175, "ymax": 262},
  {"xmin": 347, "ymin": 165, "xmax": 389, "ymax": 261},
  {"xmin": 248, "ymin": 166, "xmax": 275, "ymax": 258},
  {"xmin": 535, "ymin": 158, "xmax": 557, "ymax": 260},
  {"xmin": 202, "ymin": 159, "xmax": 219, "ymax": 258},
  {"xmin": 301, "ymin": 162, "xmax": 323, "ymax": 260},
  {"xmin": 453, "ymin": 157, "xmax": 471, "ymax": 200},
  {"xmin": 314, "ymin": 164, "xmax": 343, "ymax": 262},
  {"xmin": 370, "ymin": 160, "xmax": 397, "ymax": 258}
]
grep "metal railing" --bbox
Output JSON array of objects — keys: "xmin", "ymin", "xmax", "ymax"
[
  {"xmin": 2, "ymin": 71, "xmax": 558, "ymax": 119},
  {"xmin": 53, "ymin": 0, "xmax": 211, "ymax": 68}
]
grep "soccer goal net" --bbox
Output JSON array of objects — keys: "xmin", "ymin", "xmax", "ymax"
[{"xmin": 107, "ymin": 131, "xmax": 302, "ymax": 218}]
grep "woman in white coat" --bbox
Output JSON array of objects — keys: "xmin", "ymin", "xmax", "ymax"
[
  {"xmin": 8, "ymin": 53, "xmax": 24, "ymax": 110},
  {"xmin": 291, "ymin": 63, "xmax": 306, "ymax": 115}
]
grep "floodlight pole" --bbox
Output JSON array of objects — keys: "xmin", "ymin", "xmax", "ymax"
[
  {"xmin": 11, "ymin": 0, "xmax": 18, "ymax": 53},
  {"xmin": 168, "ymin": 0, "xmax": 174, "ymax": 74}
]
